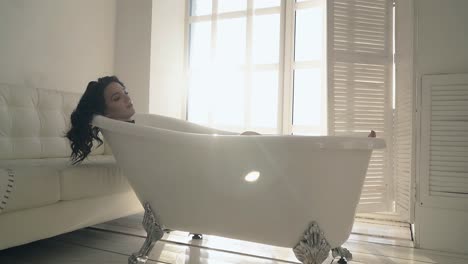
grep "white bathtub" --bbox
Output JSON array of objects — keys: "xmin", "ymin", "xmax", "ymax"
[{"xmin": 92, "ymin": 113, "xmax": 385, "ymax": 264}]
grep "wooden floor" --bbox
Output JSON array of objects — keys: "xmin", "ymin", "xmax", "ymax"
[{"xmin": 1, "ymin": 213, "xmax": 467, "ymax": 264}]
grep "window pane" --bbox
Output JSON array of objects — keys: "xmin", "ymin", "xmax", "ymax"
[
  {"xmin": 212, "ymin": 70, "xmax": 245, "ymax": 127},
  {"xmin": 189, "ymin": 22, "xmax": 211, "ymax": 68},
  {"xmin": 295, "ymin": 7, "xmax": 323, "ymax": 61},
  {"xmin": 190, "ymin": 0, "xmax": 211, "ymax": 16},
  {"xmin": 293, "ymin": 68, "xmax": 323, "ymax": 127},
  {"xmin": 218, "ymin": 0, "xmax": 246, "ymax": 13},
  {"xmin": 253, "ymin": 14, "xmax": 280, "ymax": 65},
  {"xmin": 188, "ymin": 69, "xmax": 213, "ymax": 124},
  {"xmin": 216, "ymin": 18, "xmax": 246, "ymax": 66},
  {"xmin": 251, "ymin": 71, "xmax": 278, "ymax": 129},
  {"xmin": 254, "ymin": 0, "xmax": 280, "ymax": 9}
]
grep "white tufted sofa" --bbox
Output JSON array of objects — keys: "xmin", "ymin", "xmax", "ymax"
[{"xmin": 0, "ymin": 83, "xmax": 143, "ymax": 250}]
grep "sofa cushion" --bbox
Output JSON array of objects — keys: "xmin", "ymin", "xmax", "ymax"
[
  {"xmin": 0, "ymin": 155, "xmax": 117, "ymax": 169},
  {"xmin": 0, "ymin": 155, "xmax": 129, "ymax": 213},
  {"xmin": 1, "ymin": 167, "xmax": 60, "ymax": 214},
  {"xmin": 60, "ymin": 165, "xmax": 132, "ymax": 201},
  {"xmin": 0, "ymin": 83, "xmax": 105, "ymax": 159}
]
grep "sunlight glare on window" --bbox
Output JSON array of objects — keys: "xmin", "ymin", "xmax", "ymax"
[
  {"xmin": 212, "ymin": 70, "xmax": 245, "ymax": 127},
  {"xmin": 253, "ymin": 0, "xmax": 280, "ymax": 9},
  {"xmin": 218, "ymin": 0, "xmax": 246, "ymax": 13},
  {"xmin": 190, "ymin": 0, "xmax": 212, "ymax": 16},
  {"xmin": 253, "ymin": 14, "xmax": 280, "ymax": 65},
  {"xmin": 188, "ymin": 69, "xmax": 213, "ymax": 124},
  {"xmin": 252, "ymin": 71, "xmax": 278, "ymax": 128},
  {"xmin": 216, "ymin": 18, "xmax": 246, "ymax": 66},
  {"xmin": 293, "ymin": 69, "xmax": 323, "ymax": 129},
  {"xmin": 189, "ymin": 21, "xmax": 211, "ymax": 68},
  {"xmin": 295, "ymin": 8, "xmax": 323, "ymax": 62}
]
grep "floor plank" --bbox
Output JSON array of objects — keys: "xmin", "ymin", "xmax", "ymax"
[
  {"xmin": 55, "ymin": 229, "xmax": 304, "ymax": 264},
  {"xmin": 0, "ymin": 236, "xmax": 160, "ymax": 264},
  {"xmin": 352, "ymin": 218, "xmax": 412, "ymax": 241}
]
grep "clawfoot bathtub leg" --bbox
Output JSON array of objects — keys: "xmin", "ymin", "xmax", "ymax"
[
  {"xmin": 128, "ymin": 202, "xmax": 164, "ymax": 264},
  {"xmin": 293, "ymin": 221, "xmax": 332, "ymax": 264},
  {"xmin": 331, "ymin": 247, "xmax": 353, "ymax": 264}
]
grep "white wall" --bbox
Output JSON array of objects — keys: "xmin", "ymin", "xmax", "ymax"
[
  {"xmin": 114, "ymin": 0, "xmax": 153, "ymax": 114},
  {"xmin": 414, "ymin": 0, "xmax": 468, "ymax": 254},
  {"xmin": 150, "ymin": 0, "xmax": 186, "ymax": 118},
  {"xmin": 415, "ymin": 0, "xmax": 468, "ymax": 75},
  {"xmin": 0, "ymin": 0, "xmax": 116, "ymax": 93},
  {"xmin": 113, "ymin": 0, "xmax": 186, "ymax": 116},
  {"xmin": 0, "ymin": 0, "xmax": 185, "ymax": 113}
]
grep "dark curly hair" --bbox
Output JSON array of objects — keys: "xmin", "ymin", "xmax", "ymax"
[{"xmin": 65, "ymin": 76, "xmax": 125, "ymax": 165}]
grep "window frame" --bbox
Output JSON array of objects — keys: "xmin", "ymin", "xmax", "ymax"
[{"xmin": 184, "ymin": 0, "xmax": 327, "ymax": 135}]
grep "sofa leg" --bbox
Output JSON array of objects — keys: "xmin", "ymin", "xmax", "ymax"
[
  {"xmin": 128, "ymin": 202, "xmax": 164, "ymax": 264},
  {"xmin": 293, "ymin": 221, "xmax": 333, "ymax": 264}
]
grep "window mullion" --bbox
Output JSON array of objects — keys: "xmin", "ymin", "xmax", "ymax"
[
  {"xmin": 280, "ymin": 0, "xmax": 295, "ymax": 135},
  {"xmin": 245, "ymin": 0, "xmax": 253, "ymax": 129},
  {"xmin": 209, "ymin": 0, "xmax": 218, "ymax": 127}
]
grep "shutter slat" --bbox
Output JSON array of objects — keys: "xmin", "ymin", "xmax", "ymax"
[
  {"xmin": 431, "ymin": 155, "xmax": 468, "ymax": 161},
  {"xmin": 431, "ymin": 130, "xmax": 468, "ymax": 137},
  {"xmin": 431, "ymin": 170, "xmax": 468, "ymax": 178},
  {"xmin": 432, "ymin": 101, "xmax": 468, "ymax": 106},
  {"xmin": 431, "ymin": 145, "xmax": 468, "ymax": 152},
  {"xmin": 431, "ymin": 85, "xmax": 468, "ymax": 91},
  {"xmin": 430, "ymin": 186, "xmax": 468, "ymax": 194},
  {"xmin": 430, "ymin": 180, "xmax": 468, "ymax": 188},
  {"xmin": 430, "ymin": 166, "xmax": 468, "ymax": 173},
  {"xmin": 431, "ymin": 136, "xmax": 468, "ymax": 142},
  {"xmin": 432, "ymin": 110, "xmax": 468, "ymax": 117},
  {"xmin": 431, "ymin": 95, "xmax": 468, "ymax": 101},
  {"xmin": 432, "ymin": 91, "xmax": 468, "ymax": 96},
  {"xmin": 430, "ymin": 191, "xmax": 467, "ymax": 198}
]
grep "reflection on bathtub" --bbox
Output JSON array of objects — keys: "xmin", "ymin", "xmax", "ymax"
[{"xmin": 244, "ymin": 171, "xmax": 260, "ymax": 182}]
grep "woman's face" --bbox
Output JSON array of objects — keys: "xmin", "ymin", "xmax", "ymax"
[{"xmin": 103, "ymin": 82, "xmax": 135, "ymax": 121}]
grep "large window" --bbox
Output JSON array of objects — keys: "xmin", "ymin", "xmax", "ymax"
[
  {"xmin": 187, "ymin": 0, "xmax": 326, "ymax": 135},
  {"xmin": 186, "ymin": 0, "xmax": 402, "ymax": 217}
]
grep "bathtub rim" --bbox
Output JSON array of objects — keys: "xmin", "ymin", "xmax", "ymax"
[{"xmin": 92, "ymin": 114, "xmax": 386, "ymax": 150}]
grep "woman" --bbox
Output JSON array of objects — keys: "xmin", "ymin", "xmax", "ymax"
[
  {"xmin": 67, "ymin": 76, "xmax": 207, "ymax": 239},
  {"xmin": 66, "ymin": 75, "xmax": 376, "ymax": 165},
  {"xmin": 66, "ymin": 76, "xmax": 135, "ymax": 165},
  {"xmin": 66, "ymin": 75, "xmax": 261, "ymax": 165}
]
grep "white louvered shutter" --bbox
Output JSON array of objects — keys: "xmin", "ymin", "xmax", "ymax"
[
  {"xmin": 420, "ymin": 74, "xmax": 468, "ymax": 211},
  {"xmin": 393, "ymin": 0, "xmax": 414, "ymax": 222},
  {"xmin": 327, "ymin": 0, "xmax": 394, "ymax": 212},
  {"xmin": 393, "ymin": 66, "xmax": 413, "ymax": 221}
]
